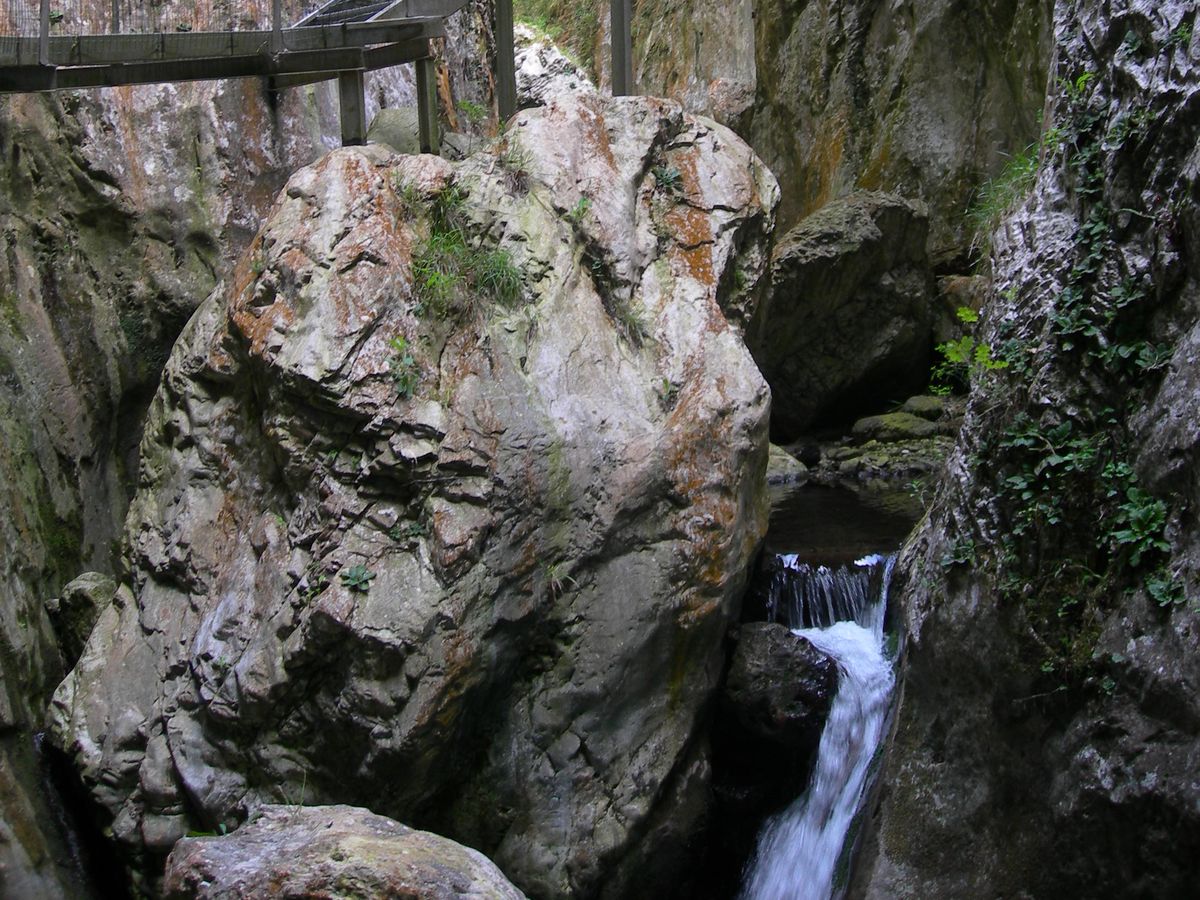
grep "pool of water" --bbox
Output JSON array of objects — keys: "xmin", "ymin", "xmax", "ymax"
[{"xmin": 762, "ymin": 482, "xmax": 923, "ymax": 565}]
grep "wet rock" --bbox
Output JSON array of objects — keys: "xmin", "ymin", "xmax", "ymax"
[
  {"xmin": 580, "ymin": 0, "xmax": 1052, "ymax": 258},
  {"xmin": 724, "ymin": 623, "xmax": 838, "ymax": 749},
  {"xmin": 852, "ymin": 412, "xmax": 941, "ymax": 444},
  {"xmin": 47, "ymin": 92, "xmax": 777, "ymax": 897},
  {"xmin": 899, "ymin": 395, "xmax": 947, "ymax": 421},
  {"xmin": 767, "ymin": 444, "xmax": 808, "ymax": 485},
  {"xmin": 747, "ymin": 192, "xmax": 936, "ymax": 441},
  {"xmin": 162, "ymin": 805, "xmax": 526, "ymax": 900},
  {"xmin": 855, "ymin": 2, "xmax": 1200, "ymax": 897},
  {"xmin": 702, "ymin": 622, "xmax": 839, "ymax": 898}
]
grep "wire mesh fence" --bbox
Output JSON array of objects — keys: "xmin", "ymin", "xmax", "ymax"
[{"xmin": 0, "ymin": 1, "xmax": 336, "ymax": 38}]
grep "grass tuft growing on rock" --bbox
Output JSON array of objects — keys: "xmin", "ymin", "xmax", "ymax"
[{"xmin": 406, "ymin": 181, "xmax": 525, "ymax": 318}]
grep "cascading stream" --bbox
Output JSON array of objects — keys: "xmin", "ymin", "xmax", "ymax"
[{"xmin": 741, "ymin": 555, "xmax": 896, "ymax": 900}]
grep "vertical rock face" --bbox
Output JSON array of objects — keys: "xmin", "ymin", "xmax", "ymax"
[
  {"xmin": 48, "ymin": 93, "xmax": 777, "ymax": 897},
  {"xmin": 0, "ymin": 2, "xmax": 496, "ymax": 893},
  {"xmin": 855, "ymin": 1, "xmax": 1200, "ymax": 896},
  {"xmin": 592, "ymin": 0, "xmax": 1054, "ymax": 260}
]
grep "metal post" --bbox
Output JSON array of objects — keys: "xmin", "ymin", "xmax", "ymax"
[
  {"xmin": 272, "ymin": 0, "xmax": 283, "ymax": 53},
  {"xmin": 611, "ymin": 0, "xmax": 633, "ymax": 96},
  {"xmin": 39, "ymin": 0, "xmax": 51, "ymax": 66},
  {"xmin": 338, "ymin": 70, "xmax": 367, "ymax": 147},
  {"xmin": 111, "ymin": 0, "xmax": 120, "ymax": 34},
  {"xmin": 496, "ymin": 0, "xmax": 516, "ymax": 120},
  {"xmin": 416, "ymin": 56, "xmax": 440, "ymax": 155}
]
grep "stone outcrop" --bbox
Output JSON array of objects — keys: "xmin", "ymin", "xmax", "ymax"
[
  {"xmin": 570, "ymin": 0, "xmax": 1053, "ymax": 259},
  {"xmin": 747, "ymin": 192, "xmax": 936, "ymax": 440},
  {"xmin": 0, "ymin": 3, "xmax": 497, "ymax": 893},
  {"xmin": 854, "ymin": 2, "xmax": 1200, "ymax": 896},
  {"xmin": 515, "ymin": 24, "xmax": 599, "ymax": 109},
  {"xmin": 48, "ymin": 91, "xmax": 778, "ymax": 897},
  {"xmin": 163, "ymin": 805, "xmax": 527, "ymax": 900}
]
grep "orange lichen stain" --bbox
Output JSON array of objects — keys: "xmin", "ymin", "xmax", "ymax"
[
  {"xmin": 857, "ymin": 135, "xmax": 893, "ymax": 192},
  {"xmin": 236, "ymin": 81, "xmax": 272, "ymax": 175},
  {"xmin": 799, "ymin": 118, "xmax": 847, "ymax": 218},
  {"xmin": 663, "ymin": 152, "xmax": 718, "ymax": 289},
  {"xmin": 575, "ymin": 98, "xmax": 619, "ymax": 172}
]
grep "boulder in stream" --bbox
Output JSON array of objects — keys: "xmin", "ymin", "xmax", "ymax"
[{"xmin": 162, "ymin": 805, "xmax": 527, "ymax": 900}]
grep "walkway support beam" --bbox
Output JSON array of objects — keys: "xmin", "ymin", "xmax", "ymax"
[
  {"xmin": 338, "ymin": 69, "xmax": 367, "ymax": 146},
  {"xmin": 495, "ymin": 0, "xmax": 516, "ymax": 121},
  {"xmin": 611, "ymin": 0, "xmax": 632, "ymax": 96},
  {"xmin": 416, "ymin": 55, "xmax": 440, "ymax": 155}
]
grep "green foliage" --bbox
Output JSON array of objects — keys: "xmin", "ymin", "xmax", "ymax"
[
  {"xmin": 411, "ymin": 182, "xmax": 524, "ymax": 318},
  {"xmin": 566, "ymin": 196, "xmax": 591, "ymax": 224},
  {"xmin": 1110, "ymin": 488, "xmax": 1170, "ymax": 566},
  {"xmin": 388, "ymin": 336, "xmax": 420, "ymax": 399},
  {"xmin": 968, "ymin": 143, "xmax": 1040, "ymax": 248},
  {"xmin": 545, "ymin": 560, "xmax": 577, "ymax": 599},
  {"xmin": 953, "ymin": 62, "xmax": 1191, "ymax": 682},
  {"xmin": 940, "ymin": 536, "xmax": 977, "ymax": 570},
  {"xmin": 394, "ymin": 176, "xmax": 423, "ymax": 214},
  {"xmin": 389, "ymin": 521, "xmax": 427, "ymax": 543},
  {"xmin": 299, "ymin": 564, "xmax": 329, "ymax": 602},
  {"xmin": 652, "ymin": 165, "xmax": 683, "ymax": 195},
  {"xmin": 930, "ymin": 307, "xmax": 1008, "ymax": 394},
  {"xmin": 340, "ymin": 564, "xmax": 376, "ymax": 593},
  {"xmin": 457, "ymin": 98, "xmax": 486, "ymax": 126},
  {"xmin": 1167, "ymin": 22, "xmax": 1192, "ymax": 49},
  {"xmin": 1147, "ymin": 567, "xmax": 1185, "ymax": 608}
]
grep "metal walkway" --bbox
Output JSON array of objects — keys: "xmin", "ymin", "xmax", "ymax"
[{"xmin": 0, "ymin": 1, "xmax": 636, "ymax": 150}]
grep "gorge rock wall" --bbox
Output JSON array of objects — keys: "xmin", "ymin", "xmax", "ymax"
[
  {"xmin": 47, "ymin": 93, "xmax": 778, "ymax": 898},
  {"xmin": 854, "ymin": 1, "xmax": 1200, "ymax": 896},
  {"xmin": 0, "ymin": 2, "xmax": 496, "ymax": 893},
  {"xmin": 568, "ymin": 0, "xmax": 1055, "ymax": 262}
]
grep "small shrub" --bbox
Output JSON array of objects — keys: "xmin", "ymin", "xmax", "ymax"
[
  {"xmin": 652, "ymin": 164, "xmax": 683, "ymax": 195},
  {"xmin": 388, "ymin": 336, "xmax": 420, "ymax": 398},
  {"xmin": 340, "ymin": 564, "xmax": 376, "ymax": 593},
  {"xmin": 566, "ymin": 196, "xmax": 591, "ymax": 224}
]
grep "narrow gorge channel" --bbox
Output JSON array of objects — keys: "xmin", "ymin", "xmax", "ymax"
[{"xmin": 731, "ymin": 485, "xmax": 918, "ymax": 900}]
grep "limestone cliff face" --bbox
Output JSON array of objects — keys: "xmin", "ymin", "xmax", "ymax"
[
  {"xmin": 855, "ymin": 1, "xmax": 1200, "ymax": 896},
  {"xmin": 0, "ymin": 2, "xmax": 495, "ymax": 893},
  {"xmin": 47, "ymin": 93, "xmax": 777, "ymax": 897},
  {"xmin": 583, "ymin": 0, "xmax": 1054, "ymax": 262}
]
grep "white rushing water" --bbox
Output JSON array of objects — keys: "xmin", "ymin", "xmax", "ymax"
[{"xmin": 741, "ymin": 555, "xmax": 896, "ymax": 900}]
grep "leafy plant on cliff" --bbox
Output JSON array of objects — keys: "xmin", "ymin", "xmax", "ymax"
[
  {"xmin": 930, "ymin": 307, "xmax": 1008, "ymax": 394},
  {"xmin": 340, "ymin": 564, "xmax": 376, "ymax": 593},
  {"xmin": 954, "ymin": 64, "xmax": 1184, "ymax": 684},
  {"xmin": 388, "ymin": 336, "xmax": 420, "ymax": 399}
]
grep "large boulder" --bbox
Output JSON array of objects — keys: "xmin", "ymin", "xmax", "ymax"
[
  {"xmin": 746, "ymin": 191, "xmax": 936, "ymax": 441},
  {"xmin": 48, "ymin": 92, "xmax": 777, "ymax": 898},
  {"xmin": 163, "ymin": 805, "xmax": 526, "ymax": 899}
]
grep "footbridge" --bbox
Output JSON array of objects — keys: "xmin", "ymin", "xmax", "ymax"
[{"xmin": 0, "ymin": 1, "xmax": 635, "ymax": 150}]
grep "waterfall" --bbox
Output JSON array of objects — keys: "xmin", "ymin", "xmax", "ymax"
[{"xmin": 740, "ymin": 554, "xmax": 896, "ymax": 900}]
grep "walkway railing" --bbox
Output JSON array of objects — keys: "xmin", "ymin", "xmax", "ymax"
[{"xmin": 0, "ymin": 1, "xmax": 636, "ymax": 150}]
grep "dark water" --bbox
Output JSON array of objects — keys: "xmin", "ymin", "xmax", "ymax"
[{"xmin": 762, "ymin": 483, "xmax": 923, "ymax": 565}]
